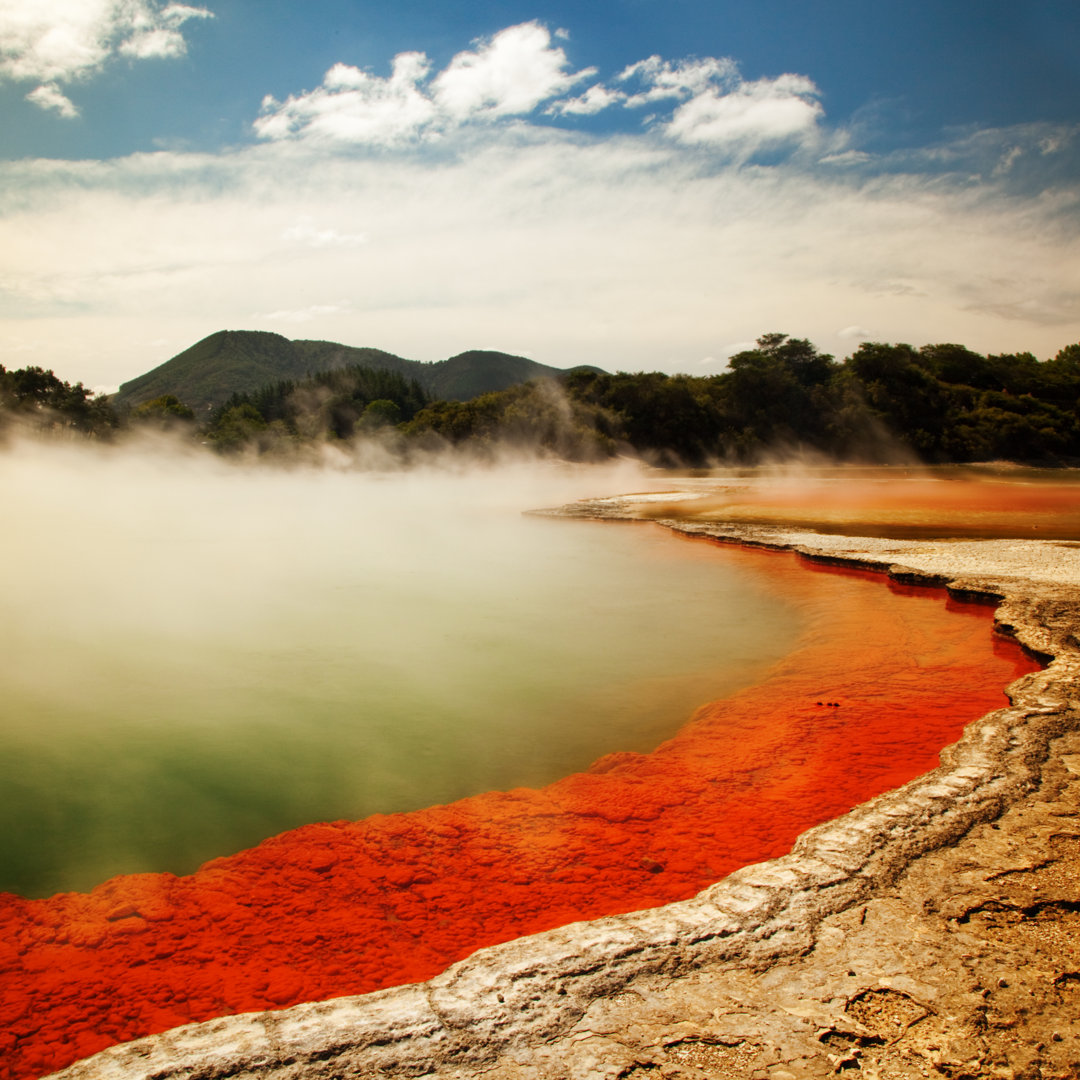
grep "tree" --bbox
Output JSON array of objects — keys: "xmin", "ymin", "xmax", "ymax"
[
  {"xmin": 359, "ymin": 399, "xmax": 402, "ymax": 430},
  {"xmin": 130, "ymin": 394, "xmax": 196, "ymax": 430}
]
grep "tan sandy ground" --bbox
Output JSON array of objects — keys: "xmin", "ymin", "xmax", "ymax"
[{"xmin": 53, "ymin": 493, "xmax": 1080, "ymax": 1080}]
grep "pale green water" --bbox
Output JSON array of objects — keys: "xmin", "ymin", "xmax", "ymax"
[{"xmin": 0, "ymin": 450, "xmax": 801, "ymax": 898}]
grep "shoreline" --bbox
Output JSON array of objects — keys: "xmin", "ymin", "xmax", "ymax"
[{"xmin": 49, "ymin": 500, "xmax": 1080, "ymax": 1080}]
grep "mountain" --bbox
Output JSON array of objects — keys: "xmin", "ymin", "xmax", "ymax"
[
  {"xmin": 114, "ymin": 330, "xmax": 598, "ymax": 416},
  {"xmin": 424, "ymin": 350, "xmax": 570, "ymax": 401}
]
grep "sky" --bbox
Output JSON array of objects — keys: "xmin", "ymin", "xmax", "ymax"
[{"xmin": 2, "ymin": 1, "xmax": 1079, "ymax": 391}]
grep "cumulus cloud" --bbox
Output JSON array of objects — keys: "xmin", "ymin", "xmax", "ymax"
[
  {"xmin": 0, "ymin": 0, "xmax": 212, "ymax": 113},
  {"xmin": 255, "ymin": 52, "xmax": 435, "ymax": 146},
  {"xmin": 611, "ymin": 56, "xmax": 824, "ymax": 157},
  {"xmin": 252, "ymin": 20, "xmax": 822, "ymax": 160},
  {"xmin": 546, "ymin": 83, "xmax": 623, "ymax": 117},
  {"xmin": 667, "ymin": 74, "xmax": 823, "ymax": 153},
  {"xmin": 432, "ymin": 22, "xmax": 592, "ymax": 119},
  {"xmin": 255, "ymin": 21, "xmax": 592, "ymax": 145},
  {"xmin": 25, "ymin": 82, "xmax": 78, "ymax": 117}
]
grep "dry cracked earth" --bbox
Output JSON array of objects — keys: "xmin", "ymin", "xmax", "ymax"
[{"xmin": 471, "ymin": 730, "xmax": 1080, "ymax": 1080}]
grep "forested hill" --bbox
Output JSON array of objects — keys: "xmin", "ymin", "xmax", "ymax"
[
  {"xmin": 5, "ymin": 333, "xmax": 1080, "ymax": 466},
  {"xmin": 114, "ymin": 330, "xmax": 591, "ymax": 415}
]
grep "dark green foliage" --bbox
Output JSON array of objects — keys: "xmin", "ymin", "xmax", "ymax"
[
  {"xmin": 402, "ymin": 380, "xmax": 620, "ymax": 461},
  {"xmin": 0, "ymin": 364, "xmax": 118, "ymax": 439},
  {"xmin": 563, "ymin": 370, "xmax": 728, "ymax": 465},
  {"xmin": 559, "ymin": 335, "xmax": 841, "ymax": 465},
  {"xmin": 722, "ymin": 335, "xmax": 838, "ymax": 456},
  {"xmin": 403, "ymin": 332, "xmax": 1080, "ymax": 466},
  {"xmin": 845, "ymin": 342, "xmax": 953, "ymax": 456},
  {"xmin": 844, "ymin": 339, "xmax": 1080, "ymax": 462},
  {"xmin": 204, "ymin": 364, "xmax": 429, "ymax": 453},
  {"xmin": 130, "ymin": 394, "xmax": 196, "ymax": 431},
  {"xmin": 360, "ymin": 399, "xmax": 402, "ymax": 429},
  {"xmin": 207, "ymin": 403, "xmax": 270, "ymax": 453}
]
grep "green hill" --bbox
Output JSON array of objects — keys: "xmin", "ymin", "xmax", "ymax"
[
  {"xmin": 115, "ymin": 331, "xmax": 596, "ymax": 416},
  {"xmin": 424, "ymin": 350, "xmax": 564, "ymax": 400}
]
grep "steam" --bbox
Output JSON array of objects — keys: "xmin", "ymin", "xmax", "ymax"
[{"xmin": 0, "ymin": 438, "xmax": 801, "ymax": 896}]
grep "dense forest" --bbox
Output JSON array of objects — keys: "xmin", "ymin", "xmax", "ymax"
[
  {"xmin": 402, "ymin": 335, "xmax": 1080, "ymax": 465},
  {"xmin": 4, "ymin": 334, "xmax": 1080, "ymax": 466}
]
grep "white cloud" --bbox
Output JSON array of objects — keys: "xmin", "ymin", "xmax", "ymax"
[
  {"xmin": 666, "ymin": 74, "xmax": 823, "ymax": 153},
  {"xmin": 256, "ymin": 304, "xmax": 348, "ymax": 324},
  {"xmin": 253, "ymin": 22, "xmax": 822, "ymax": 161},
  {"xmin": 25, "ymin": 81, "xmax": 78, "ymax": 117},
  {"xmin": 119, "ymin": 28, "xmax": 186, "ymax": 61},
  {"xmin": 432, "ymin": 21, "xmax": 591, "ymax": 119},
  {"xmin": 547, "ymin": 83, "xmax": 623, "ymax": 117},
  {"xmin": 255, "ymin": 53, "xmax": 435, "ymax": 145},
  {"xmin": 618, "ymin": 55, "xmax": 738, "ymax": 106},
  {"xmin": 610, "ymin": 55, "xmax": 824, "ymax": 157},
  {"xmin": 0, "ymin": 0, "xmax": 212, "ymax": 110},
  {"xmin": 837, "ymin": 325, "xmax": 873, "ymax": 341},
  {"xmin": 256, "ymin": 21, "xmax": 595, "ymax": 145}
]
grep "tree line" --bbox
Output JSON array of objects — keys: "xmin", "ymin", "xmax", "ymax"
[
  {"xmin": 4, "ymin": 335, "xmax": 1079, "ymax": 465},
  {"xmin": 401, "ymin": 335, "xmax": 1080, "ymax": 465}
]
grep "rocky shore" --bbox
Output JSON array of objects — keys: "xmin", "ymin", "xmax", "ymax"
[{"xmin": 50, "ymin": 495, "xmax": 1080, "ymax": 1080}]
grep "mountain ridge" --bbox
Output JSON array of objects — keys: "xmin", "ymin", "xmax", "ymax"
[{"xmin": 114, "ymin": 330, "xmax": 598, "ymax": 415}]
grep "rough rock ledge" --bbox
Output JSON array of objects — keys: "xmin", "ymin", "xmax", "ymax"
[{"xmin": 50, "ymin": 504, "xmax": 1080, "ymax": 1080}]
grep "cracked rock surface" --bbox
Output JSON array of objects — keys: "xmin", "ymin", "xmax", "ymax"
[{"xmin": 51, "ymin": 500, "xmax": 1080, "ymax": 1080}]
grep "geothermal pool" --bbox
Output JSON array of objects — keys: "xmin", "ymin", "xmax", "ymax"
[
  {"xmin": 643, "ymin": 465, "xmax": 1080, "ymax": 540},
  {"xmin": 0, "ymin": 452, "xmax": 1046, "ymax": 1080},
  {"xmin": 0, "ymin": 452, "xmax": 799, "ymax": 899}
]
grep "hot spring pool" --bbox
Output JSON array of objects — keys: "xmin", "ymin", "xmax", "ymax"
[
  {"xmin": 1, "ymin": 454, "xmax": 1046, "ymax": 1080},
  {"xmin": 0, "ymin": 449, "xmax": 801, "ymax": 898}
]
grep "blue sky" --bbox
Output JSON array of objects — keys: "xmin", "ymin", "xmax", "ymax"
[{"xmin": 2, "ymin": 1, "xmax": 1079, "ymax": 389}]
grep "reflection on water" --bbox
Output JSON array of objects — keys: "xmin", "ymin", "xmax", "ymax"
[{"xmin": 0, "ymin": 448, "xmax": 800, "ymax": 897}]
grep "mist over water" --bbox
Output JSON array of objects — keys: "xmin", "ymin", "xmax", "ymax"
[{"xmin": 0, "ymin": 442, "xmax": 801, "ymax": 898}]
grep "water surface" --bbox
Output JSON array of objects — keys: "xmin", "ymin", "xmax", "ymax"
[{"xmin": 0, "ymin": 448, "xmax": 800, "ymax": 897}]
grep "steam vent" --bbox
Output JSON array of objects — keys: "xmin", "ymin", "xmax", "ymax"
[{"xmin": 6, "ymin": 477, "xmax": 1080, "ymax": 1079}]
